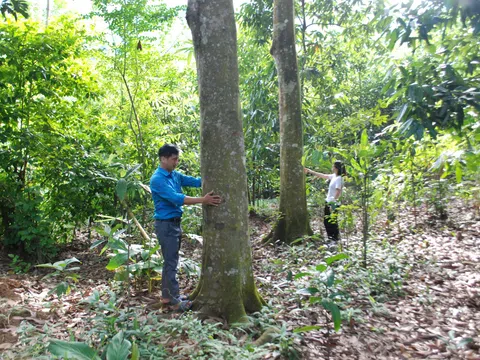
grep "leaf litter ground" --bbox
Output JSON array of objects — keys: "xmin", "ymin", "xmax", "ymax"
[{"xmin": 0, "ymin": 201, "xmax": 478, "ymax": 359}]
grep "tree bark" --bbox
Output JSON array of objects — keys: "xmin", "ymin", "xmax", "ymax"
[
  {"xmin": 186, "ymin": 0, "xmax": 265, "ymax": 324},
  {"xmin": 267, "ymin": 0, "xmax": 311, "ymax": 243}
]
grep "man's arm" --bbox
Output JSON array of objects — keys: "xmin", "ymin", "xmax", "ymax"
[
  {"xmin": 184, "ymin": 191, "xmax": 221, "ymax": 206},
  {"xmin": 177, "ymin": 172, "xmax": 220, "ymax": 205},
  {"xmin": 178, "ymin": 173, "xmax": 202, "ymax": 188},
  {"xmin": 152, "ymin": 174, "xmax": 220, "ymax": 206}
]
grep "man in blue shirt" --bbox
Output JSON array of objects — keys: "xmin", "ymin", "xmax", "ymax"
[{"xmin": 150, "ymin": 144, "xmax": 221, "ymax": 311}]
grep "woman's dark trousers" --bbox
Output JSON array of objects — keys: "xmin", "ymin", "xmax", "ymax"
[{"xmin": 324, "ymin": 205, "xmax": 340, "ymax": 241}]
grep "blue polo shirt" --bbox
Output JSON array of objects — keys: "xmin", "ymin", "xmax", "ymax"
[{"xmin": 150, "ymin": 167, "xmax": 202, "ymax": 220}]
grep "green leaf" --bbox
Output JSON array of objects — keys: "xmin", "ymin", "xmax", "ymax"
[
  {"xmin": 116, "ymin": 179, "xmax": 128, "ymax": 201},
  {"xmin": 455, "ymin": 163, "xmax": 462, "ymax": 183},
  {"xmin": 48, "ymin": 282, "xmax": 70, "ymax": 297},
  {"xmin": 358, "ymin": 150, "xmax": 369, "ymax": 158},
  {"xmin": 321, "ymin": 300, "xmax": 342, "ymax": 332},
  {"xmin": 315, "ymin": 264, "xmax": 327, "ymax": 272},
  {"xmin": 37, "ymin": 263, "xmax": 63, "ymax": 271},
  {"xmin": 106, "ymin": 331, "xmax": 131, "ymax": 360},
  {"xmin": 297, "ymin": 287, "xmax": 319, "ymax": 296},
  {"xmin": 291, "ymin": 237, "xmax": 304, "ymax": 244},
  {"xmin": 326, "ymin": 270, "xmax": 335, "ymax": 287},
  {"xmin": 309, "ymin": 296, "xmax": 323, "ymax": 304},
  {"xmin": 125, "ymin": 164, "xmax": 142, "ymax": 179},
  {"xmin": 37, "ymin": 258, "xmax": 80, "ymax": 272},
  {"xmin": 350, "ymin": 158, "xmax": 362, "ymax": 172},
  {"xmin": 293, "ymin": 325, "xmax": 322, "ymax": 333},
  {"xmin": 325, "ymin": 253, "xmax": 348, "ymax": 265},
  {"xmin": 396, "ymin": 104, "xmax": 408, "ymax": 123},
  {"xmin": 386, "ymin": 88, "xmax": 405, "ymax": 105},
  {"xmin": 114, "ymin": 269, "xmax": 129, "ymax": 282},
  {"xmin": 294, "ymin": 272, "xmax": 311, "ymax": 280},
  {"xmin": 62, "ymin": 257, "xmax": 81, "ymax": 267},
  {"xmin": 108, "ymin": 238, "xmax": 128, "ymax": 252},
  {"xmin": 90, "ymin": 239, "xmax": 107, "ymax": 250},
  {"xmin": 457, "ymin": 337, "xmax": 473, "ymax": 349},
  {"xmin": 49, "ymin": 340, "xmax": 100, "ymax": 360},
  {"xmin": 286, "ymin": 270, "xmax": 293, "ymax": 281},
  {"xmin": 360, "ymin": 129, "xmax": 368, "ymax": 147},
  {"xmin": 106, "ymin": 253, "xmax": 129, "ymax": 271},
  {"xmin": 131, "ymin": 342, "xmax": 139, "ymax": 360}
]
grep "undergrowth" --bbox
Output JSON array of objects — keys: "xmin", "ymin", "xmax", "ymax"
[{"xmin": 6, "ymin": 293, "xmax": 301, "ymax": 360}]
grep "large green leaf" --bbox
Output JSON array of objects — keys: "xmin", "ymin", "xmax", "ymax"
[
  {"xmin": 297, "ymin": 287, "xmax": 320, "ymax": 296},
  {"xmin": 1, "ymin": 0, "xmax": 29, "ymax": 20},
  {"xmin": 293, "ymin": 325, "xmax": 322, "ymax": 333},
  {"xmin": 455, "ymin": 163, "xmax": 462, "ymax": 183},
  {"xmin": 49, "ymin": 340, "xmax": 100, "ymax": 360},
  {"xmin": 37, "ymin": 257, "xmax": 81, "ymax": 271},
  {"xmin": 106, "ymin": 331, "xmax": 131, "ymax": 360},
  {"xmin": 131, "ymin": 342, "xmax": 140, "ymax": 360},
  {"xmin": 350, "ymin": 158, "xmax": 362, "ymax": 172},
  {"xmin": 90, "ymin": 238, "xmax": 107, "ymax": 250},
  {"xmin": 325, "ymin": 253, "xmax": 348, "ymax": 265},
  {"xmin": 360, "ymin": 129, "xmax": 369, "ymax": 147},
  {"xmin": 48, "ymin": 282, "xmax": 70, "ymax": 297},
  {"xmin": 125, "ymin": 164, "xmax": 142, "ymax": 179},
  {"xmin": 108, "ymin": 238, "xmax": 128, "ymax": 252},
  {"xmin": 321, "ymin": 300, "xmax": 342, "ymax": 332},
  {"xmin": 326, "ymin": 270, "xmax": 335, "ymax": 287},
  {"xmin": 116, "ymin": 179, "xmax": 128, "ymax": 201},
  {"xmin": 106, "ymin": 253, "xmax": 129, "ymax": 270},
  {"xmin": 294, "ymin": 272, "xmax": 311, "ymax": 280},
  {"xmin": 396, "ymin": 104, "xmax": 408, "ymax": 123}
]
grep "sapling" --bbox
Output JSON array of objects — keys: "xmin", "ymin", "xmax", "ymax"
[{"xmin": 36, "ymin": 257, "xmax": 81, "ymax": 298}]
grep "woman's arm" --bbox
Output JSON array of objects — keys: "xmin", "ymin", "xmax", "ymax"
[
  {"xmin": 334, "ymin": 188, "xmax": 342, "ymax": 200},
  {"xmin": 304, "ymin": 167, "xmax": 330, "ymax": 180}
]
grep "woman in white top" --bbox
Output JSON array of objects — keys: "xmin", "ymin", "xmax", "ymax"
[{"xmin": 304, "ymin": 161, "xmax": 346, "ymax": 241}]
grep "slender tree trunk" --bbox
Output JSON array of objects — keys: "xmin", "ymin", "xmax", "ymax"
[
  {"xmin": 120, "ymin": 72, "xmax": 147, "ymax": 179},
  {"xmin": 362, "ymin": 174, "xmax": 368, "ymax": 268},
  {"xmin": 266, "ymin": 0, "xmax": 311, "ymax": 244},
  {"xmin": 45, "ymin": 0, "xmax": 50, "ymax": 27},
  {"xmin": 252, "ymin": 161, "xmax": 256, "ymax": 207},
  {"xmin": 299, "ymin": 0, "xmax": 307, "ymax": 95},
  {"xmin": 186, "ymin": 0, "xmax": 265, "ymax": 324}
]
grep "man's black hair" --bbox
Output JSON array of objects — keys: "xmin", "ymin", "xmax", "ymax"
[{"xmin": 158, "ymin": 144, "xmax": 180, "ymax": 159}]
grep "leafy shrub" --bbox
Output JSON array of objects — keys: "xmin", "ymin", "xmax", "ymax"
[
  {"xmin": 8, "ymin": 254, "xmax": 31, "ymax": 274},
  {"xmin": 37, "ymin": 257, "xmax": 81, "ymax": 298},
  {"xmin": 7, "ymin": 187, "xmax": 57, "ymax": 261}
]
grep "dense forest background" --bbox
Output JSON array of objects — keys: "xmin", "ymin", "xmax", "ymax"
[
  {"xmin": 0, "ymin": 0, "xmax": 479, "ymax": 358},
  {"xmin": 1, "ymin": 0, "xmax": 478, "ymax": 261}
]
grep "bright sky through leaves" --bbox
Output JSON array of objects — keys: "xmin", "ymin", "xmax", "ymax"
[{"xmin": 30, "ymin": 0, "xmax": 248, "ymax": 15}]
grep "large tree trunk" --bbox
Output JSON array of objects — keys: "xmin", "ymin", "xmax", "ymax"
[
  {"xmin": 186, "ymin": 0, "xmax": 265, "ymax": 324},
  {"xmin": 267, "ymin": 0, "xmax": 311, "ymax": 243}
]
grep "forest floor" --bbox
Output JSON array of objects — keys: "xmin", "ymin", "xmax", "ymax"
[{"xmin": 0, "ymin": 201, "xmax": 479, "ymax": 359}]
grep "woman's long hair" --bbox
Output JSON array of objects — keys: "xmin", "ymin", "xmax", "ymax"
[{"xmin": 333, "ymin": 160, "xmax": 346, "ymax": 176}]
